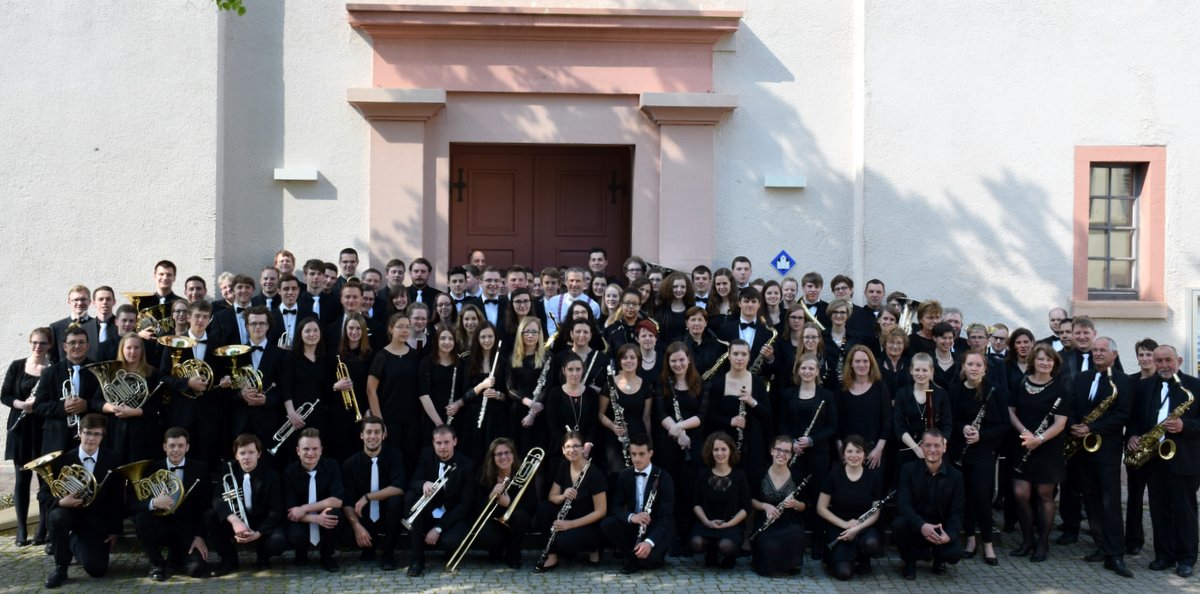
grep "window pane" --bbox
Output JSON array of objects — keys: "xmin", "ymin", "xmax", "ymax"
[
  {"xmin": 1090, "ymin": 166, "xmax": 1109, "ymax": 196},
  {"xmin": 1110, "ymin": 167, "xmax": 1134, "ymax": 196},
  {"xmin": 1089, "ymin": 198, "xmax": 1107, "ymax": 225},
  {"xmin": 1087, "ymin": 260, "xmax": 1107, "ymax": 290},
  {"xmin": 1111, "ymin": 198, "xmax": 1135, "ymax": 226},
  {"xmin": 1110, "ymin": 260, "xmax": 1133, "ymax": 289},
  {"xmin": 1088, "ymin": 230, "xmax": 1107, "ymax": 256},
  {"xmin": 1111, "ymin": 230, "xmax": 1134, "ymax": 258}
]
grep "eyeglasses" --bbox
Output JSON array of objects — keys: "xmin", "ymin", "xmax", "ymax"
[
  {"xmin": 69, "ymin": 298, "xmax": 90, "ymax": 304},
  {"xmin": 830, "ymin": 310, "xmax": 849, "ymax": 316},
  {"xmin": 626, "ymin": 268, "xmax": 643, "ymax": 273},
  {"xmin": 788, "ymin": 315, "xmax": 806, "ymax": 321},
  {"xmin": 29, "ymin": 340, "xmax": 50, "ymax": 346},
  {"xmin": 494, "ymin": 451, "xmax": 514, "ymax": 457},
  {"xmin": 771, "ymin": 447, "xmax": 791, "ymax": 455},
  {"xmin": 621, "ymin": 301, "xmax": 640, "ymax": 308},
  {"xmin": 512, "ymin": 299, "xmax": 531, "ymax": 305},
  {"xmin": 65, "ymin": 340, "xmax": 87, "ymax": 347},
  {"xmin": 247, "ymin": 321, "xmax": 269, "ymax": 327},
  {"xmin": 173, "ymin": 310, "xmax": 189, "ymax": 316},
  {"xmin": 563, "ymin": 444, "xmax": 583, "ymax": 450}
]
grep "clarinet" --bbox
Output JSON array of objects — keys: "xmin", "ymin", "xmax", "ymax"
[
  {"xmin": 634, "ymin": 471, "xmax": 661, "ymax": 547},
  {"xmin": 955, "ymin": 386, "xmax": 994, "ymax": 466},
  {"xmin": 581, "ymin": 349, "xmax": 599, "ymax": 391},
  {"xmin": 735, "ymin": 398, "xmax": 747, "ymax": 452},
  {"xmin": 531, "ymin": 355, "xmax": 551, "ymax": 402},
  {"xmin": 536, "ymin": 459, "xmax": 592, "ymax": 570},
  {"xmin": 445, "ymin": 365, "xmax": 459, "ymax": 425},
  {"xmin": 827, "ymin": 490, "xmax": 896, "ymax": 549},
  {"xmin": 790, "ymin": 400, "xmax": 824, "ymax": 467},
  {"xmin": 750, "ymin": 474, "xmax": 811, "ymax": 541},
  {"xmin": 670, "ymin": 390, "xmax": 692, "ymax": 462},
  {"xmin": 477, "ymin": 343, "xmax": 503, "ymax": 430},
  {"xmin": 1015, "ymin": 395, "xmax": 1063, "ymax": 474},
  {"xmin": 11, "ymin": 375, "xmax": 41, "ymax": 431},
  {"xmin": 608, "ymin": 365, "xmax": 631, "ymax": 467}
]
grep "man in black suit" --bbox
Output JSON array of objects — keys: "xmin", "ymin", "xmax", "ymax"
[
  {"xmin": 342, "ymin": 416, "xmax": 407, "ymax": 571},
  {"xmin": 271, "ymin": 274, "xmax": 303, "ymax": 349},
  {"xmin": 207, "ymin": 433, "xmax": 288, "ymax": 575},
  {"xmin": 33, "ymin": 326, "xmax": 97, "ymax": 454},
  {"xmin": 130, "ymin": 427, "xmax": 213, "ymax": 581},
  {"xmin": 49, "ymin": 284, "xmax": 99, "ymax": 362},
  {"xmin": 1065, "ymin": 336, "xmax": 1133, "ymax": 577},
  {"xmin": 282, "ymin": 428, "xmax": 345, "ymax": 572},
  {"xmin": 405, "ymin": 425, "xmax": 475, "ymax": 576},
  {"xmin": 253, "ymin": 266, "xmax": 282, "ymax": 313},
  {"xmin": 159, "ymin": 301, "xmax": 227, "ymax": 465},
  {"xmin": 717, "ymin": 287, "xmax": 776, "ymax": 382},
  {"xmin": 224, "ymin": 307, "xmax": 283, "ymax": 450},
  {"xmin": 799, "ymin": 272, "xmax": 830, "ymax": 329},
  {"xmin": 183, "ymin": 275, "xmax": 209, "ymax": 305},
  {"xmin": 98, "ymin": 305, "xmax": 139, "ymax": 362},
  {"xmin": 373, "ymin": 258, "xmax": 407, "ymax": 317},
  {"xmin": 91, "ymin": 286, "xmax": 118, "ymax": 358},
  {"xmin": 323, "ymin": 280, "xmax": 367, "ymax": 348},
  {"xmin": 152, "ymin": 260, "xmax": 184, "ymax": 307},
  {"xmin": 444, "ymin": 266, "xmax": 483, "ymax": 321},
  {"xmin": 1132, "ymin": 345, "xmax": 1200, "ymax": 578},
  {"xmin": 329, "ymin": 247, "xmax": 360, "ymax": 298},
  {"xmin": 40, "ymin": 413, "xmax": 124, "ymax": 589},
  {"xmin": 210, "ymin": 274, "xmax": 256, "ymax": 346},
  {"xmin": 407, "ymin": 257, "xmax": 443, "ymax": 308},
  {"xmin": 1035, "ymin": 307, "xmax": 1069, "ymax": 352},
  {"xmin": 892, "ymin": 429, "xmax": 964, "ymax": 580},
  {"xmin": 299, "ymin": 259, "xmax": 342, "ymax": 326},
  {"xmin": 601, "ymin": 434, "xmax": 675, "ymax": 574}
]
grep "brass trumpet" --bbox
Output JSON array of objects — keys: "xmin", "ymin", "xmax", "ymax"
[
  {"xmin": 215, "ymin": 344, "xmax": 263, "ymax": 392},
  {"xmin": 402, "ymin": 463, "xmax": 457, "ymax": 530},
  {"xmin": 447, "ymin": 447, "xmax": 549, "ymax": 572},
  {"xmin": 159, "ymin": 335, "xmax": 213, "ymax": 398},
  {"xmin": 85, "ymin": 360, "xmax": 151, "ymax": 409},
  {"xmin": 268, "ymin": 401, "xmax": 317, "ymax": 456},
  {"xmin": 336, "ymin": 356, "xmax": 362, "ymax": 421},
  {"xmin": 116, "ymin": 459, "xmax": 200, "ymax": 516}
]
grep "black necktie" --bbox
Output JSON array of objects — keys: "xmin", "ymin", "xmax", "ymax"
[
  {"xmin": 282, "ymin": 309, "xmax": 297, "ymax": 315},
  {"xmin": 740, "ymin": 322, "xmax": 753, "ymax": 330},
  {"xmin": 195, "ymin": 339, "xmax": 207, "ymax": 344},
  {"xmin": 250, "ymin": 345, "xmax": 265, "ymax": 352}
]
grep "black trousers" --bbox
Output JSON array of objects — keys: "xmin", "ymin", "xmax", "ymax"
[
  {"xmin": 1125, "ymin": 465, "xmax": 1148, "ymax": 549},
  {"xmin": 205, "ymin": 509, "xmax": 287, "ymax": 563},
  {"xmin": 889, "ymin": 516, "xmax": 962, "ymax": 565},
  {"xmin": 960, "ymin": 454, "xmax": 997, "ymax": 543},
  {"xmin": 47, "ymin": 507, "xmax": 109, "ymax": 576},
  {"xmin": 286, "ymin": 509, "xmax": 345, "ymax": 559},
  {"xmin": 351, "ymin": 497, "xmax": 404, "ymax": 557},
  {"xmin": 1147, "ymin": 468, "xmax": 1200, "ymax": 565},
  {"xmin": 132, "ymin": 511, "xmax": 205, "ymax": 575},
  {"xmin": 475, "ymin": 508, "xmax": 531, "ymax": 554},
  {"xmin": 600, "ymin": 516, "xmax": 668, "ymax": 568},
  {"xmin": 1058, "ymin": 455, "xmax": 1085, "ymax": 535},
  {"xmin": 1080, "ymin": 459, "xmax": 1124, "ymax": 557}
]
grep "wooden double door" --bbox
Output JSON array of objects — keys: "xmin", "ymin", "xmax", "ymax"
[{"xmin": 449, "ymin": 145, "xmax": 632, "ymax": 272}]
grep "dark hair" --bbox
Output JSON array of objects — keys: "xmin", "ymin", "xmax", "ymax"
[
  {"xmin": 482, "ymin": 437, "xmax": 519, "ymax": 487},
  {"xmin": 340, "ymin": 247, "xmax": 359, "ymax": 258},
  {"xmin": 842, "ymin": 434, "xmax": 866, "ymax": 455},
  {"xmin": 830, "ymin": 274, "xmax": 853, "ymax": 290},
  {"xmin": 163, "ymin": 426, "xmax": 190, "ymax": 443},
  {"xmin": 79, "ymin": 413, "xmax": 107, "ymax": 431},
  {"xmin": 921, "ymin": 428, "xmax": 945, "ymax": 442},
  {"xmin": 244, "ymin": 305, "xmax": 271, "ymax": 329},
  {"xmin": 467, "ymin": 321, "xmax": 499, "ymax": 376},
  {"xmin": 589, "ymin": 247, "xmax": 608, "ymax": 258},
  {"xmin": 294, "ymin": 316, "xmax": 325, "ymax": 358},
  {"xmin": 339, "ymin": 313, "xmax": 373, "ymax": 358},
  {"xmin": 660, "ymin": 341, "xmax": 701, "ymax": 398},
  {"xmin": 1004, "ymin": 327, "xmax": 1036, "ymax": 366},
  {"xmin": 410, "ymin": 257, "xmax": 433, "ymax": 272},
  {"xmin": 279, "ymin": 273, "xmax": 300, "ymax": 287},
  {"xmin": 185, "ymin": 275, "xmax": 207, "ymax": 288},
  {"xmin": 628, "ymin": 433, "xmax": 652, "ymax": 449},
  {"xmin": 359, "ymin": 415, "xmax": 386, "ymax": 433},
  {"xmin": 691, "ymin": 265, "xmax": 712, "ymax": 277},
  {"xmin": 1135, "ymin": 337, "xmax": 1160, "ymax": 353},
  {"xmin": 233, "ymin": 433, "xmax": 263, "ymax": 454},
  {"xmin": 737, "ymin": 287, "xmax": 761, "ymax": 304},
  {"xmin": 932, "ymin": 321, "xmax": 955, "ymax": 337},
  {"xmin": 702, "ymin": 432, "xmax": 740, "ymax": 468},
  {"xmin": 298, "ymin": 427, "xmax": 321, "ymax": 442},
  {"xmin": 155, "ymin": 260, "xmax": 177, "ymax": 273},
  {"xmin": 433, "ymin": 424, "xmax": 457, "ymax": 439}
]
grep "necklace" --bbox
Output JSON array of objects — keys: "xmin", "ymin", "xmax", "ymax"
[
  {"xmin": 565, "ymin": 386, "xmax": 584, "ymax": 431},
  {"xmin": 1024, "ymin": 377, "xmax": 1051, "ymax": 395}
]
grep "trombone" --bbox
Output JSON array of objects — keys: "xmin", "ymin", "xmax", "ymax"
[
  {"xmin": 402, "ymin": 463, "xmax": 457, "ymax": 530},
  {"xmin": 336, "ymin": 356, "xmax": 362, "ymax": 421},
  {"xmin": 268, "ymin": 401, "xmax": 317, "ymax": 456},
  {"xmin": 446, "ymin": 447, "xmax": 544, "ymax": 571}
]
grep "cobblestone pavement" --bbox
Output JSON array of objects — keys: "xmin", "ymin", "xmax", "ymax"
[{"xmin": 4, "ymin": 525, "xmax": 1200, "ymax": 594}]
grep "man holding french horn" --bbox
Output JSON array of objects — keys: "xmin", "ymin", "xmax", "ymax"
[{"xmin": 128, "ymin": 427, "xmax": 212, "ymax": 581}]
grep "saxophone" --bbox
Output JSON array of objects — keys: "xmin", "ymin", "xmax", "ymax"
[
  {"xmin": 955, "ymin": 386, "xmax": 994, "ymax": 465},
  {"xmin": 1126, "ymin": 373, "xmax": 1195, "ymax": 469},
  {"xmin": 1063, "ymin": 377, "xmax": 1118, "ymax": 460}
]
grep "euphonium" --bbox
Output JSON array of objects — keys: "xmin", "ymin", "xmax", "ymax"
[
  {"xmin": 446, "ymin": 447, "xmax": 544, "ymax": 571},
  {"xmin": 268, "ymin": 401, "xmax": 317, "ymax": 456},
  {"xmin": 1126, "ymin": 373, "xmax": 1195, "ymax": 469},
  {"xmin": 1064, "ymin": 378, "xmax": 1118, "ymax": 460},
  {"xmin": 116, "ymin": 459, "xmax": 199, "ymax": 516},
  {"xmin": 85, "ymin": 360, "xmax": 151, "ymax": 409},
  {"xmin": 336, "ymin": 356, "xmax": 362, "ymax": 422},
  {"xmin": 221, "ymin": 461, "xmax": 252, "ymax": 529},
  {"xmin": 402, "ymin": 463, "xmax": 457, "ymax": 530},
  {"xmin": 896, "ymin": 298, "xmax": 921, "ymax": 332},
  {"xmin": 215, "ymin": 344, "xmax": 263, "ymax": 392}
]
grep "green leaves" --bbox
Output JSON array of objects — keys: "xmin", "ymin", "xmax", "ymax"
[{"xmin": 214, "ymin": 0, "xmax": 247, "ymax": 16}]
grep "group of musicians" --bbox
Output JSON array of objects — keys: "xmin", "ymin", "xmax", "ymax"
[{"xmin": 3, "ymin": 250, "xmax": 1198, "ymax": 587}]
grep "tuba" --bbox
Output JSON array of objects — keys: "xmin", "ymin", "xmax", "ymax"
[
  {"xmin": 116, "ymin": 459, "xmax": 199, "ymax": 516},
  {"xmin": 215, "ymin": 344, "xmax": 263, "ymax": 392},
  {"xmin": 25, "ymin": 450, "xmax": 113, "ymax": 507},
  {"xmin": 159, "ymin": 335, "xmax": 213, "ymax": 398},
  {"xmin": 85, "ymin": 360, "xmax": 151, "ymax": 409}
]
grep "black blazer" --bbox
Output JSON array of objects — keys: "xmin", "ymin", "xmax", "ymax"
[
  {"xmin": 407, "ymin": 284, "xmax": 444, "ymax": 308},
  {"xmin": 32, "ymin": 358, "xmax": 99, "ymax": 454},
  {"xmin": 251, "ymin": 292, "xmax": 282, "ymax": 314},
  {"xmin": 1131, "ymin": 372, "xmax": 1200, "ymax": 476},
  {"xmin": 212, "ymin": 462, "xmax": 284, "ymax": 534},
  {"xmin": 211, "ymin": 305, "xmax": 254, "ymax": 347},
  {"xmin": 608, "ymin": 465, "xmax": 675, "ymax": 546},
  {"xmin": 127, "ymin": 457, "xmax": 212, "ymax": 539},
  {"xmin": 896, "ymin": 460, "xmax": 964, "ymax": 536},
  {"xmin": 269, "ymin": 303, "xmax": 302, "ymax": 347},
  {"xmin": 157, "ymin": 334, "xmax": 229, "ymax": 429},
  {"xmin": 1068, "ymin": 369, "xmax": 1132, "ymax": 463},
  {"xmin": 408, "ymin": 449, "xmax": 475, "ymax": 530},
  {"xmin": 37, "ymin": 447, "xmax": 123, "ymax": 536},
  {"xmin": 49, "ymin": 316, "xmax": 100, "ymax": 362},
  {"xmin": 282, "ymin": 457, "xmax": 346, "ymax": 512},
  {"xmin": 229, "ymin": 344, "xmax": 285, "ymax": 443},
  {"xmin": 297, "ymin": 291, "xmax": 343, "ymax": 327},
  {"xmin": 716, "ymin": 319, "xmax": 777, "ymax": 378}
]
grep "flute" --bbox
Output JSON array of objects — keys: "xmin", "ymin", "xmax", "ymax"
[{"xmin": 476, "ymin": 342, "xmax": 503, "ymax": 429}]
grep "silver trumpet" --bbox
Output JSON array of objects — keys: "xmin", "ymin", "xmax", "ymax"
[
  {"xmin": 402, "ymin": 463, "xmax": 457, "ymax": 530},
  {"xmin": 61, "ymin": 379, "xmax": 81, "ymax": 428},
  {"xmin": 268, "ymin": 401, "xmax": 317, "ymax": 456},
  {"xmin": 221, "ymin": 461, "xmax": 252, "ymax": 529}
]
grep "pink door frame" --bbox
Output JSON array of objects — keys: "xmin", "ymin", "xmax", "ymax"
[{"xmin": 346, "ymin": 4, "xmax": 740, "ymax": 274}]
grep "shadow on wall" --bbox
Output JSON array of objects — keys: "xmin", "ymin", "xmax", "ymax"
[{"xmin": 282, "ymin": 172, "xmax": 339, "ymax": 202}]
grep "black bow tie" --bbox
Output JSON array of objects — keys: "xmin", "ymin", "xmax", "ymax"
[
  {"xmin": 740, "ymin": 322, "xmax": 754, "ymax": 330},
  {"xmin": 235, "ymin": 306, "xmax": 246, "ymax": 313},
  {"xmin": 170, "ymin": 465, "xmax": 185, "ymax": 471},
  {"xmin": 83, "ymin": 456, "xmax": 95, "ymax": 463},
  {"xmin": 195, "ymin": 339, "xmax": 207, "ymax": 344},
  {"xmin": 484, "ymin": 299, "xmax": 499, "ymax": 305},
  {"xmin": 634, "ymin": 471, "xmax": 647, "ymax": 477},
  {"xmin": 73, "ymin": 316, "xmax": 91, "ymax": 324},
  {"xmin": 282, "ymin": 309, "xmax": 297, "ymax": 315},
  {"xmin": 250, "ymin": 345, "xmax": 265, "ymax": 352}
]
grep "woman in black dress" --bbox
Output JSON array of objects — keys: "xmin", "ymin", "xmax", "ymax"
[
  {"xmin": 771, "ymin": 304, "xmax": 809, "ymax": 399},
  {"xmin": 471, "ymin": 437, "xmax": 538, "ymax": 568},
  {"xmin": 931, "ymin": 322, "xmax": 961, "ymax": 389},
  {"xmin": 367, "ymin": 313, "xmax": 421, "ymax": 472},
  {"xmin": 800, "ymin": 325, "xmax": 838, "ymax": 392},
  {"xmin": 544, "ymin": 354, "xmax": 600, "ymax": 471},
  {"xmin": 907, "ymin": 300, "xmax": 942, "ymax": 356},
  {"xmin": 94, "ymin": 333, "xmax": 162, "ymax": 463},
  {"xmin": 418, "ymin": 325, "xmax": 462, "ymax": 439},
  {"xmin": 778, "ymin": 352, "xmax": 838, "ymax": 550},
  {"xmin": 998, "ymin": 327, "xmax": 1034, "ymax": 531},
  {"xmin": 817, "ymin": 435, "xmax": 884, "ymax": 580},
  {"xmin": 280, "ymin": 318, "xmax": 338, "ymax": 463},
  {"xmin": 690, "ymin": 432, "xmax": 751, "ymax": 568},
  {"xmin": 750, "ymin": 435, "xmax": 808, "ymax": 576},
  {"xmin": 454, "ymin": 305, "xmax": 482, "ymax": 354},
  {"xmin": 760, "ymin": 281, "xmax": 785, "ymax": 330},
  {"xmin": 552, "ymin": 319, "xmax": 609, "ymax": 393},
  {"xmin": 835, "ymin": 346, "xmax": 890, "ymax": 474},
  {"xmin": 892, "ymin": 353, "xmax": 952, "ymax": 476},
  {"xmin": 506, "ymin": 316, "xmax": 549, "ymax": 460},
  {"xmin": 877, "ymin": 325, "xmax": 911, "ymax": 396},
  {"xmin": 599, "ymin": 344, "xmax": 653, "ymax": 477},
  {"xmin": 869, "ymin": 305, "xmax": 900, "ymax": 360},
  {"xmin": 431, "ymin": 292, "xmax": 456, "ymax": 328},
  {"xmin": 336, "ymin": 314, "xmax": 372, "ymax": 421},
  {"xmin": 634, "ymin": 320, "xmax": 662, "ymax": 390},
  {"xmin": 682, "ymin": 307, "xmax": 725, "ymax": 380},
  {"xmin": 706, "ymin": 340, "xmax": 772, "ymax": 480},
  {"xmin": 653, "ymin": 272, "xmax": 694, "ymax": 346},
  {"xmin": 2, "ymin": 327, "xmax": 51, "ymax": 545},
  {"xmin": 534, "ymin": 431, "xmax": 607, "ymax": 572},
  {"xmin": 499, "ymin": 289, "xmax": 534, "ymax": 349},
  {"xmin": 1008, "ymin": 343, "xmax": 1069, "ymax": 562},
  {"xmin": 464, "ymin": 322, "xmax": 508, "ymax": 463},
  {"xmin": 951, "ymin": 350, "xmax": 1006, "ymax": 565},
  {"xmin": 704, "ymin": 267, "xmax": 737, "ymax": 330},
  {"xmin": 656, "ymin": 341, "xmax": 708, "ymax": 550},
  {"xmin": 822, "ymin": 298, "xmax": 861, "ymax": 385}
]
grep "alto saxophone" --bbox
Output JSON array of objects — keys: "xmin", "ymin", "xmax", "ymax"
[
  {"xmin": 1063, "ymin": 378, "xmax": 1118, "ymax": 460},
  {"xmin": 748, "ymin": 327, "xmax": 778, "ymax": 376},
  {"xmin": 1126, "ymin": 373, "xmax": 1195, "ymax": 469}
]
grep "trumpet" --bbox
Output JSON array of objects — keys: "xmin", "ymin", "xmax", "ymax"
[
  {"xmin": 159, "ymin": 335, "xmax": 213, "ymax": 398},
  {"xmin": 268, "ymin": 401, "xmax": 317, "ymax": 456},
  {"xmin": 446, "ymin": 447, "xmax": 544, "ymax": 571},
  {"xmin": 536, "ymin": 459, "xmax": 591, "ymax": 571},
  {"xmin": 116, "ymin": 459, "xmax": 200, "ymax": 516},
  {"xmin": 215, "ymin": 344, "xmax": 263, "ymax": 392},
  {"xmin": 336, "ymin": 356, "xmax": 362, "ymax": 422},
  {"xmin": 85, "ymin": 360, "xmax": 151, "ymax": 409},
  {"xmin": 1126, "ymin": 373, "xmax": 1195, "ymax": 468},
  {"xmin": 221, "ymin": 461, "xmax": 252, "ymax": 529},
  {"xmin": 61, "ymin": 379, "xmax": 81, "ymax": 428},
  {"xmin": 477, "ymin": 342, "xmax": 502, "ymax": 430},
  {"xmin": 402, "ymin": 463, "xmax": 457, "ymax": 530}
]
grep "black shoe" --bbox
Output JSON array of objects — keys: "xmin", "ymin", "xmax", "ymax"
[
  {"xmin": 407, "ymin": 561, "xmax": 425, "ymax": 577},
  {"xmin": 810, "ymin": 548, "xmax": 822, "ymax": 561},
  {"xmin": 255, "ymin": 557, "xmax": 271, "ymax": 571},
  {"xmin": 321, "ymin": 556, "xmax": 340, "ymax": 573},
  {"xmin": 719, "ymin": 555, "xmax": 736, "ymax": 569},
  {"xmin": 1010, "ymin": 541, "xmax": 1034, "ymax": 557},
  {"xmin": 149, "ymin": 565, "xmax": 168, "ymax": 582},
  {"xmin": 1084, "ymin": 550, "xmax": 1106, "ymax": 562},
  {"xmin": 44, "ymin": 542, "xmax": 55, "ymax": 556},
  {"xmin": 209, "ymin": 559, "xmax": 239, "ymax": 577},
  {"xmin": 1056, "ymin": 533, "xmax": 1078, "ymax": 545},
  {"xmin": 1149, "ymin": 558, "xmax": 1174, "ymax": 571},
  {"xmin": 380, "ymin": 558, "xmax": 397, "ymax": 572},
  {"xmin": 44, "ymin": 566, "xmax": 68, "ymax": 589},
  {"xmin": 856, "ymin": 558, "xmax": 872, "ymax": 575},
  {"xmin": 901, "ymin": 562, "xmax": 916, "ymax": 580},
  {"xmin": 532, "ymin": 561, "xmax": 557, "ymax": 574},
  {"xmin": 620, "ymin": 561, "xmax": 641, "ymax": 575},
  {"xmin": 294, "ymin": 551, "xmax": 309, "ymax": 566},
  {"xmin": 1179, "ymin": 564, "xmax": 1194, "ymax": 578},
  {"xmin": 962, "ymin": 548, "xmax": 976, "ymax": 559},
  {"xmin": 1126, "ymin": 545, "xmax": 1143, "ymax": 556},
  {"xmin": 14, "ymin": 535, "xmax": 30, "ymax": 547},
  {"xmin": 1105, "ymin": 557, "xmax": 1133, "ymax": 578},
  {"xmin": 360, "ymin": 548, "xmax": 376, "ymax": 562},
  {"xmin": 1030, "ymin": 546, "xmax": 1048, "ymax": 563},
  {"xmin": 984, "ymin": 555, "xmax": 998, "ymax": 566},
  {"xmin": 704, "ymin": 549, "xmax": 718, "ymax": 567},
  {"xmin": 932, "ymin": 559, "xmax": 946, "ymax": 575},
  {"xmin": 32, "ymin": 536, "xmax": 46, "ymax": 546}
]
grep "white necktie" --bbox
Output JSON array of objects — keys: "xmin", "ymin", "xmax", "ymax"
[
  {"xmin": 242, "ymin": 472, "xmax": 253, "ymax": 513},
  {"xmin": 1088, "ymin": 373, "xmax": 1102, "ymax": 402},
  {"xmin": 369, "ymin": 457, "xmax": 381, "ymax": 522},
  {"xmin": 433, "ymin": 462, "xmax": 447, "ymax": 519},
  {"xmin": 416, "ymin": 289, "xmax": 423, "ymax": 302},
  {"xmin": 635, "ymin": 473, "xmax": 645, "ymax": 513},
  {"xmin": 312, "ymin": 296, "xmax": 321, "ymax": 316},
  {"xmin": 98, "ymin": 322, "xmax": 107, "ymax": 343},
  {"xmin": 1157, "ymin": 382, "xmax": 1171, "ymax": 427},
  {"xmin": 308, "ymin": 470, "xmax": 320, "ymax": 545},
  {"xmin": 1081, "ymin": 353, "xmax": 1090, "ymax": 372},
  {"xmin": 71, "ymin": 365, "xmax": 81, "ymax": 396},
  {"xmin": 237, "ymin": 315, "xmax": 248, "ymax": 344}
]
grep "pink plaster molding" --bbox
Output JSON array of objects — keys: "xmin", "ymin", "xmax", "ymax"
[{"xmin": 348, "ymin": 4, "xmax": 740, "ymax": 94}]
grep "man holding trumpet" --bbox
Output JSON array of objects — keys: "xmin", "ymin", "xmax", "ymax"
[
  {"xmin": 206, "ymin": 433, "xmax": 286, "ymax": 576},
  {"xmin": 405, "ymin": 425, "xmax": 474, "ymax": 576}
]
